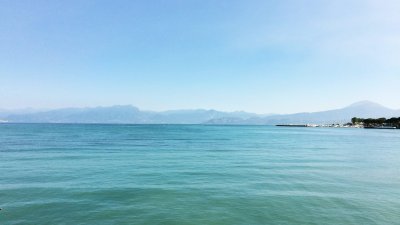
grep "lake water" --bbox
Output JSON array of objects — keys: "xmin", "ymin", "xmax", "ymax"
[{"xmin": 1, "ymin": 124, "xmax": 400, "ymax": 224}]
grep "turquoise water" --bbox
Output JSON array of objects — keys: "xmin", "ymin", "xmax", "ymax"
[{"xmin": 1, "ymin": 124, "xmax": 400, "ymax": 225}]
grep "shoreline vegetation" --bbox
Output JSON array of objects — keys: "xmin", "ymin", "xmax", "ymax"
[
  {"xmin": 352, "ymin": 117, "xmax": 400, "ymax": 129},
  {"xmin": 276, "ymin": 117, "xmax": 400, "ymax": 129}
]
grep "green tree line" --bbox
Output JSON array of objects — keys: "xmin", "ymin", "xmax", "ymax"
[{"xmin": 352, "ymin": 117, "xmax": 400, "ymax": 128}]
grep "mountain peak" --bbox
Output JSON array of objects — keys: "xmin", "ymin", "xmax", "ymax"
[{"xmin": 346, "ymin": 101, "xmax": 385, "ymax": 109}]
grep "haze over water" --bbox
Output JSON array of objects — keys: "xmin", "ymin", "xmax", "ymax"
[{"xmin": 1, "ymin": 124, "xmax": 399, "ymax": 224}]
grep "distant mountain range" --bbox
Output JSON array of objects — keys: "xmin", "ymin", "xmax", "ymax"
[
  {"xmin": 1, "ymin": 101, "xmax": 399, "ymax": 124},
  {"xmin": 206, "ymin": 101, "xmax": 400, "ymax": 125},
  {"xmin": 0, "ymin": 105, "xmax": 257, "ymax": 124}
]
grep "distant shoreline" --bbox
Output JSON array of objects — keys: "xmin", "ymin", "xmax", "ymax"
[
  {"xmin": 275, "ymin": 124, "xmax": 397, "ymax": 129},
  {"xmin": 0, "ymin": 122, "xmax": 400, "ymax": 130}
]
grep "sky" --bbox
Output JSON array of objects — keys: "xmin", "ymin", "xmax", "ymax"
[{"xmin": 1, "ymin": 0, "xmax": 400, "ymax": 114}]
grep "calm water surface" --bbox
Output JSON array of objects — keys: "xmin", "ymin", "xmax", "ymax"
[{"xmin": 1, "ymin": 124, "xmax": 400, "ymax": 224}]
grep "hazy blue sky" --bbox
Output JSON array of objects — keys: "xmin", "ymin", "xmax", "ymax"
[{"xmin": 1, "ymin": 0, "xmax": 399, "ymax": 113}]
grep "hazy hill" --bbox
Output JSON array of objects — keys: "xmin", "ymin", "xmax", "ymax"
[
  {"xmin": 150, "ymin": 109, "xmax": 257, "ymax": 124},
  {"xmin": 3, "ymin": 106, "xmax": 256, "ymax": 124},
  {"xmin": 2, "ymin": 101, "xmax": 399, "ymax": 124},
  {"xmin": 206, "ymin": 101, "xmax": 400, "ymax": 125}
]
